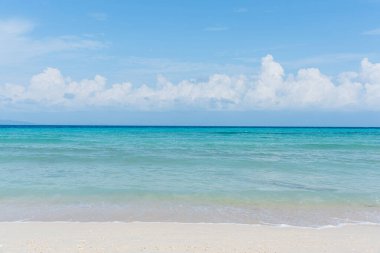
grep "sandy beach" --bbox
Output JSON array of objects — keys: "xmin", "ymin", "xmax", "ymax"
[{"xmin": 0, "ymin": 222, "xmax": 379, "ymax": 253}]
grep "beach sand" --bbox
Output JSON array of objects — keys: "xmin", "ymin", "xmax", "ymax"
[{"xmin": 0, "ymin": 222, "xmax": 379, "ymax": 253}]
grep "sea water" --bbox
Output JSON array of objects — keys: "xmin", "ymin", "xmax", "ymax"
[{"xmin": 0, "ymin": 126, "xmax": 379, "ymax": 226}]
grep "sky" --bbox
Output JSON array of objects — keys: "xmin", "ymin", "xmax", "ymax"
[{"xmin": 0, "ymin": 0, "xmax": 380, "ymax": 126}]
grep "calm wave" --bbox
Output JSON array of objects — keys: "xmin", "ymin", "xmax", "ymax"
[{"xmin": 0, "ymin": 126, "xmax": 380, "ymax": 226}]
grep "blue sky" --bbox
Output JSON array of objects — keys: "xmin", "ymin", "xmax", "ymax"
[{"xmin": 1, "ymin": 0, "xmax": 380, "ymax": 125}]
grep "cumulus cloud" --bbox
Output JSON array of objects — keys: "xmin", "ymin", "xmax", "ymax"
[{"xmin": 1, "ymin": 55, "xmax": 380, "ymax": 111}]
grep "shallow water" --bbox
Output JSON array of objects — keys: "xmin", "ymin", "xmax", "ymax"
[{"xmin": 0, "ymin": 126, "xmax": 379, "ymax": 226}]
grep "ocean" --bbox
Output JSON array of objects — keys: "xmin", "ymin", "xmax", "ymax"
[{"xmin": 0, "ymin": 126, "xmax": 379, "ymax": 227}]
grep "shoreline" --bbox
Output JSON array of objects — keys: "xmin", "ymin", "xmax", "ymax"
[
  {"xmin": 2, "ymin": 201, "xmax": 379, "ymax": 227},
  {"xmin": 5, "ymin": 220, "xmax": 380, "ymax": 229},
  {"xmin": 0, "ymin": 222, "xmax": 380, "ymax": 252}
]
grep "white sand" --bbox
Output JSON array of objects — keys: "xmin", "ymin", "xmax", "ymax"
[{"xmin": 0, "ymin": 222, "xmax": 379, "ymax": 253}]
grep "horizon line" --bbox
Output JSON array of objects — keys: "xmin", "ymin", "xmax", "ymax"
[{"xmin": 0, "ymin": 124, "xmax": 379, "ymax": 128}]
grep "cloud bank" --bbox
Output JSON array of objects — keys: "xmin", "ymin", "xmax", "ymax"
[{"xmin": 1, "ymin": 55, "xmax": 380, "ymax": 111}]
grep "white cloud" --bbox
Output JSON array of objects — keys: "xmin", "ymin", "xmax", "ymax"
[
  {"xmin": 204, "ymin": 26, "xmax": 229, "ymax": 32},
  {"xmin": 283, "ymin": 53, "xmax": 368, "ymax": 68},
  {"xmin": 363, "ymin": 28, "xmax": 380, "ymax": 35},
  {"xmin": 118, "ymin": 56, "xmax": 253, "ymax": 76},
  {"xmin": 88, "ymin": 12, "xmax": 108, "ymax": 21},
  {"xmin": 234, "ymin": 8, "xmax": 248, "ymax": 13},
  {"xmin": 1, "ymin": 55, "xmax": 380, "ymax": 111},
  {"xmin": 0, "ymin": 18, "xmax": 104, "ymax": 65},
  {"xmin": 0, "ymin": 19, "xmax": 34, "ymax": 35}
]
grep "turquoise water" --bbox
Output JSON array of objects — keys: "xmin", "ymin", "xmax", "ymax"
[{"xmin": 0, "ymin": 126, "xmax": 380, "ymax": 226}]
